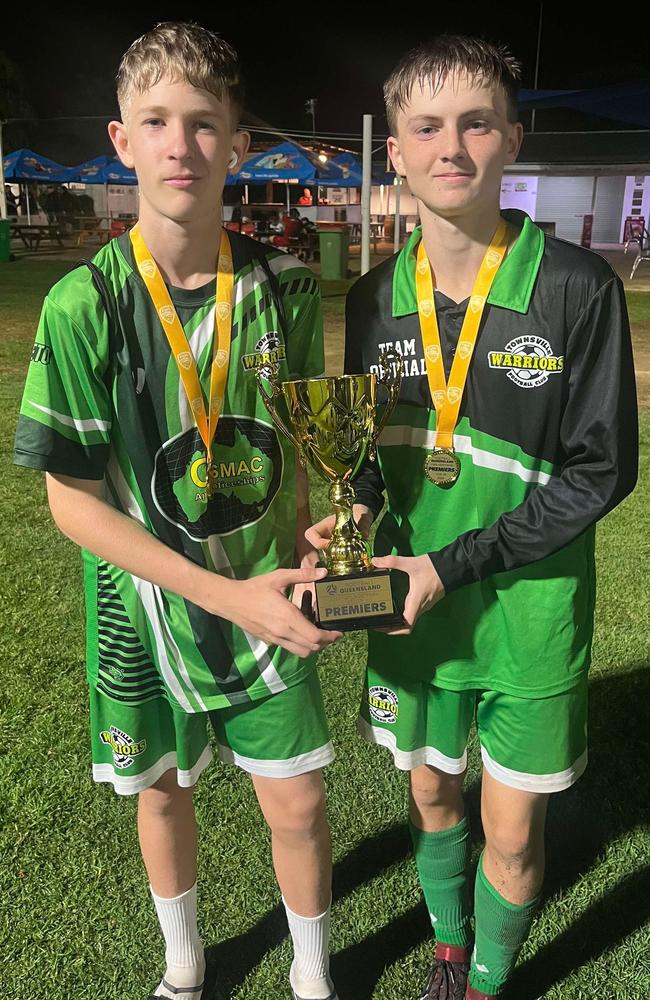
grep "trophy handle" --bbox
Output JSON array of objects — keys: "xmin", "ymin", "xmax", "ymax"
[
  {"xmin": 369, "ymin": 350, "xmax": 402, "ymax": 458},
  {"xmin": 256, "ymin": 362, "xmax": 305, "ymax": 460}
]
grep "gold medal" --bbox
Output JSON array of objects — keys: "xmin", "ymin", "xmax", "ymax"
[
  {"xmin": 424, "ymin": 449, "xmax": 461, "ymax": 487},
  {"xmin": 130, "ymin": 226, "xmax": 234, "ymax": 504},
  {"xmin": 205, "ymin": 457, "xmax": 214, "ymax": 497},
  {"xmin": 415, "ymin": 221, "xmax": 510, "ymax": 486}
]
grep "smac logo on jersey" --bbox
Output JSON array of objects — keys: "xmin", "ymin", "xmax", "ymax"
[
  {"xmin": 368, "ymin": 685, "xmax": 399, "ymax": 724},
  {"xmin": 189, "ymin": 450, "xmax": 266, "ymax": 492},
  {"xmin": 488, "ymin": 336, "xmax": 564, "ymax": 389},
  {"xmin": 153, "ymin": 417, "xmax": 283, "ymax": 541},
  {"xmin": 241, "ymin": 332, "xmax": 286, "ymax": 376},
  {"xmin": 99, "ymin": 725, "xmax": 146, "ymax": 770}
]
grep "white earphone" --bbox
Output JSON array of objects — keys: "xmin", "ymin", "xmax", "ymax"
[{"xmin": 228, "ymin": 151, "xmax": 238, "ymax": 169}]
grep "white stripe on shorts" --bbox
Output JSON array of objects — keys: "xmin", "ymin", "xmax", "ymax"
[
  {"xmin": 92, "ymin": 744, "xmax": 213, "ymax": 796},
  {"xmin": 215, "ymin": 740, "xmax": 335, "ymax": 778},
  {"xmin": 480, "ymin": 744, "xmax": 588, "ymax": 793},
  {"xmin": 357, "ymin": 718, "xmax": 467, "ymax": 774}
]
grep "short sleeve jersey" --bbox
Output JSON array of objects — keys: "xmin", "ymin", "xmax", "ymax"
[
  {"xmin": 14, "ymin": 231, "xmax": 324, "ymax": 712},
  {"xmin": 345, "ymin": 210, "xmax": 638, "ymax": 697}
]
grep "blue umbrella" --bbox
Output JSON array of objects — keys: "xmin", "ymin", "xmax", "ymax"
[
  {"xmin": 3, "ymin": 148, "xmax": 76, "ymax": 183},
  {"xmin": 73, "ymin": 155, "xmax": 114, "ymax": 183},
  {"xmin": 96, "ymin": 158, "xmax": 138, "ymax": 185},
  {"xmin": 227, "ymin": 141, "xmax": 317, "ymax": 184},
  {"xmin": 317, "ymin": 153, "xmax": 363, "ymax": 187}
]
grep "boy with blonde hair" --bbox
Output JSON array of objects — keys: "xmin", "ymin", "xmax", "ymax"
[{"xmin": 15, "ymin": 22, "xmax": 340, "ymax": 1000}]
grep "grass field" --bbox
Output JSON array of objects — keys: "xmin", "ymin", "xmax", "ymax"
[{"xmin": 1, "ymin": 258, "xmax": 648, "ymax": 1000}]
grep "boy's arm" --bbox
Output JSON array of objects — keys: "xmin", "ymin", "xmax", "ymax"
[{"xmin": 46, "ymin": 472, "xmax": 337, "ymax": 657}]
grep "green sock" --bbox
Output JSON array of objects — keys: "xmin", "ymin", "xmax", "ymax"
[
  {"xmin": 409, "ymin": 816, "xmax": 472, "ymax": 947},
  {"xmin": 470, "ymin": 852, "xmax": 540, "ymax": 994}
]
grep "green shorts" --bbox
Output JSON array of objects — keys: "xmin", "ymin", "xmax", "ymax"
[
  {"xmin": 90, "ymin": 669, "xmax": 334, "ymax": 795},
  {"xmin": 359, "ymin": 665, "xmax": 588, "ymax": 794}
]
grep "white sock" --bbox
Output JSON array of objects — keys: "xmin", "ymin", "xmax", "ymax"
[
  {"xmin": 150, "ymin": 883, "xmax": 206, "ymax": 999},
  {"xmin": 283, "ymin": 897, "xmax": 335, "ymax": 999}
]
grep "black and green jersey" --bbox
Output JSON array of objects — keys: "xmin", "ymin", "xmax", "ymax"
[
  {"xmin": 14, "ymin": 231, "xmax": 324, "ymax": 711},
  {"xmin": 345, "ymin": 209, "xmax": 638, "ymax": 697}
]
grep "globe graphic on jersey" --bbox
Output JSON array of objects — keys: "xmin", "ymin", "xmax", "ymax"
[{"xmin": 153, "ymin": 416, "xmax": 282, "ymax": 540}]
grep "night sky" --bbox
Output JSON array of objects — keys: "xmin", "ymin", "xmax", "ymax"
[{"xmin": 3, "ymin": 2, "xmax": 650, "ymax": 162}]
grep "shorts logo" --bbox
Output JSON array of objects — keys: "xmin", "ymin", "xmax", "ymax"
[
  {"xmin": 488, "ymin": 335, "xmax": 564, "ymax": 389},
  {"xmin": 100, "ymin": 725, "xmax": 147, "ymax": 770},
  {"xmin": 368, "ymin": 685, "xmax": 399, "ymax": 724}
]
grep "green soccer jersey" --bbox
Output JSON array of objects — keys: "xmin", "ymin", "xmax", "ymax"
[
  {"xmin": 14, "ymin": 231, "xmax": 324, "ymax": 712},
  {"xmin": 346, "ymin": 211, "xmax": 638, "ymax": 697}
]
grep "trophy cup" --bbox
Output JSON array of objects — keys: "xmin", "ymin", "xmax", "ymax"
[{"xmin": 255, "ymin": 352, "xmax": 404, "ymax": 631}]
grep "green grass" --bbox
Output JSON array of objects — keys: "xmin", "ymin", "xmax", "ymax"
[{"xmin": 1, "ymin": 260, "xmax": 649, "ymax": 1000}]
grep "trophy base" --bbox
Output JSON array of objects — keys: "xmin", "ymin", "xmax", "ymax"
[{"xmin": 312, "ymin": 568, "xmax": 405, "ymax": 632}]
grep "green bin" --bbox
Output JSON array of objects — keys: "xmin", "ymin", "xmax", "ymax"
[
  {"xmin": 317, "ymin": 226, "xmax": 349, "ymax": 280},
  {"xmin": 0, "ymin": 219, "xmax": 11, "ymax": 263}
]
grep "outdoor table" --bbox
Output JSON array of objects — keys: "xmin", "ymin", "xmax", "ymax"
[
  {"xmin": 10, "ymin": 223, "xmax": 66, "ymax": 250},
  {"xmin": 70, "ymin": 216, "xmax": 110, "ymax": 246}
]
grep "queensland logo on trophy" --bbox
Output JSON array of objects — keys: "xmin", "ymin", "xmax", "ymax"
[{"xmin": 253, "ymin": 352, "xmax": 404, "ymax": 631}]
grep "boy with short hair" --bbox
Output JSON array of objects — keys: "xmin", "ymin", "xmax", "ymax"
[
  {"xmin": 309, "ymin": 34, "xmax": 637, "ymax": 999},
  {"xmin": 14, "ymin": 22, "xmax": 340, "ymax": 1000}
]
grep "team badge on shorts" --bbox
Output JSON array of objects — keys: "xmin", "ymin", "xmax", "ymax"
[
  {"xmin": 368, "ymin": 686, "xmax": 399, "ymax": 724},
  {"xmin": 99, "ymin": 725, "xmax": 147, "ymax": 770}
]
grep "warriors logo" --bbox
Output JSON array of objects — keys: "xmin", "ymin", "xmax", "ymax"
[
  {"xmin": 241, "ymin": 332, "xmax": 286, "ymax": 379},
  {"xmin": 368, "ymin": 685, "xmax": 399, "ymax": 724},
  {"xmin": 100, "ymin": 725, "xmax": 146, "ymax": 770},
  {"xmin": 488, "ymin": 335, "xmax": 564, "ymax": 389}
]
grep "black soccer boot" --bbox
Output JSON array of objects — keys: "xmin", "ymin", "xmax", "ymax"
[{"xmin": 418, "ymin": 942, "xmax": 470, "ymax": 1000}]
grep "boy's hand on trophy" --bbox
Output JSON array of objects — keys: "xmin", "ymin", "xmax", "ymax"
[
  {"xmin": 291, "ymin": 544, "xmax": 320, "ymax": 616},
  {"xmin": 219, "ymin": 568, "xmax": 342, "ymax": 656},
  {"xmin": 371, "ymin": 554, "xmax": 445, "ymax": 635},
  {"xmin": 305, "ymin": 504, "xmax": 374, "ymax": 552}
]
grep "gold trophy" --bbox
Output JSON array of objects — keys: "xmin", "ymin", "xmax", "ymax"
[{"xmin": 255, "ymin": 352, "xmax": 404, "ymax": 631}]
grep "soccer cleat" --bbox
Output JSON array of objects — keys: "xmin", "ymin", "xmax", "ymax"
[
  {"xmin": 465, "ymin": 986, "xmax": 499, "ymax": 999},
  {"xmin": 291, "ymin": 990, "xmax": 339, "ymax": 1000},
  {"xmin": 418, "ymin": 942, "xmax": 470, "ymax": 1000},
  {"xmin": 147, "ymin": 977, "xmax": 207, "ymax": 999}
]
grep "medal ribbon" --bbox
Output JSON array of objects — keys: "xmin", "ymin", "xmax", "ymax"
[
  {"xmin": 415, "ymin": 220, "xmax": 509, "ymax": 450},
  {"xmin": 130, "ymin": 225, "xmax": 234, "ymax": 475}
]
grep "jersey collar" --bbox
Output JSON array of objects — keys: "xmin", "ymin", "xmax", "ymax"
[{"xmin": 392, "ymin": 208, "xmax": 545, "ymax": 317}]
